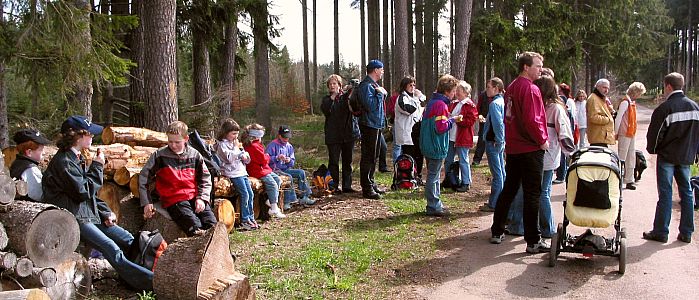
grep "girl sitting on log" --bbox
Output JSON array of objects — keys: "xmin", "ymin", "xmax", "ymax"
[
  {"xmin": 215, "ymin": 119, "xmax": 259, "ymax": 230},
  {"xmin": 42, "ymin": 115, "xmax": 153, "ymax": 291},
  {"xmin": 9, "ymin": 128, "xmax": 52, "ymax": 202},
  {"xmin": 241, "ymin": 124, "xmax": 286, "ymax": 219}
]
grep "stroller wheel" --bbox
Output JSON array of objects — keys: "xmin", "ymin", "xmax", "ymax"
[
  {"xmin": 620, "ymin": 227, "xmax": 627, "ymax": 239},
  {"xmin": 549, "ymin": 231, "xmax": 559, "ymax": 267},
  {"xmin": 618, "ymin": 237, "xmax": 627, "ymax": 274}
]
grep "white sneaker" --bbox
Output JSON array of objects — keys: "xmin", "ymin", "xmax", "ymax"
[{"xmin": 268, "ymin": 205, "xmax": 286, "ymax": 218}]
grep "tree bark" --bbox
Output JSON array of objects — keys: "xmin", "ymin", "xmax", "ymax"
[
  {"xmin": 302, "ymin": 0, "xmax": 312, "ymax": 114},
  {"xmin": 143, "ymin": 0, "xmax": 178, "ymax": 131},
  {"xmin": 394, "ymin": 0, "xmax": 408, "ymax": 80},
  {"xmin": 407, "ymin": 1, "xmax": 414, "ymax": 76},
  {"xmin": 382, "ymin": 0, "xmax": 391, "ymax": 92},
  {"xmin": 102, "ymin": 126, "xmax": 168, "ymax": 147},
  {"xmin": 415, "ymin": 0, "xmax": 425, "ymax": 89},
  {"xmin": 0, "ymin": 289, "xmax": 50, "ymax": 300},
  {"xmin": 333, "ymin": 0, "xmax": 340, "ymax": 74},
  {"xmin": 42, "ymin": 253, "xmax": 91, "ymax": 300},
  {"xmin": 153, "ymin": 222, "xmax": 254, "ymax": 300},
  {"xmin": 0, "ymin": 60, "xmax": 8, "ymax": 150},
  {"xmin": 68, "ymin": 0, "xmax": 94, "ymax": 119},
  {"xmin": 360, "ymin": 0, "xmax": 366, "ymax": 65},
  {"xmin": 253, "ymin": 1, "xmax": 272, "ymax": 130},
  {"xmin": 193, "ymin": 28, "xmax": 212, "ymax": 106},
  {"xmin": 129, "ymin": 0, "xmax": 146, "ymax": 127},
  {"xmin": 220, "ymin": 12, "xmax": 238, "ymax": 118},
  {"xmin": 451, "ymin": 0, "xmax": 473, "ymax": 80},
  {"xmin": 367, "ymin": 0, "xmax": 381, "ymax": 60},
  {"xmin": 0, "ymin": 201, "xmax": 80, "ymax": 268},
  {"xmin": 142, "ymin": 203, "xmax": 187, "ymax": 243},
  {"xmin": 312, "ymin": 0, "xmax": 318, "ymax": 93}
]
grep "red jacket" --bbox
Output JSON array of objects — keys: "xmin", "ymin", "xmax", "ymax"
[
  {"xmin": 449, "ymin": 99, "xmax": 479, "ymax": 148},
  {"xmin": 504, "ymin": 76, "xmax": 548, "ymax": 154},
  {"xmin": 244, "ymin": 140, "xmax": 273, "ymax": 178}
]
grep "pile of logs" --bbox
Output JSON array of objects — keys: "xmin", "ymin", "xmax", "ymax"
[{"xmin": 1, "ymin": 126, "xmax": 260, "ymax": 299}]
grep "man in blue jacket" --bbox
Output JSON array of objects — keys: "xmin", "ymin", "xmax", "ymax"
[
  {"xmin": 644, "ymin": 72, "xmax": 699, "ymax": 244},
  {"xmin": 358, "ymin": 59, "xmax": 387, "ymax": 199}
]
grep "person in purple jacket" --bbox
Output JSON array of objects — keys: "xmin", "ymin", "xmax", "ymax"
[
  {"xmin": 489, "ymin": 51, "xmax": 551, "ymax": 254},
  {"xmin": 265, "ymin": 125, "xmax": 316, "ymax": 210}
]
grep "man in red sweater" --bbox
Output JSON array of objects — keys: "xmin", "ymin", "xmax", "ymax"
[{"xmin": 489, "ymin": 52, "xmax": 551, "ymax": 254}]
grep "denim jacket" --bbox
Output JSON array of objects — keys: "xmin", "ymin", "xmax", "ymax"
[{"xmin": 357, "ymin": 75, "xmax": 386, "ymax": 129}]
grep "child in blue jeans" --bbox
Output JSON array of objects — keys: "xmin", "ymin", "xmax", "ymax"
[
  {"xmin": 242, "ymin": 123, "xmax": 285, "ymax": 218},
  {"xmin": 265, "ymin": 125, "xmax": 316, "ymax": 210},
  {"xmin": 216, "ymin": 119, "xmax": 258, "ymax": 230}
]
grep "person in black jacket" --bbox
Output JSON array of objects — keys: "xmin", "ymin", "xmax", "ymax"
[
  {"xmin": 42, "ymin": 115, "xmax": 153, "ymax": 291},
  {"xmin": 643, "ymin": 72, "xmax": 699, "ymax": 244},
  {"xmin": 9, "ymin": 129, "xmax": 52, "ymax": 201},
  {"xmin": 321, "ymin": 74, "xmax": 360, "ymax": 193}
]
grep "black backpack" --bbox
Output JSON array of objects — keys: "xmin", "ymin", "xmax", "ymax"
[
  {"xmin": 442, "ymin": 163, "xmax": 462, "ymax": 189},
  {"xmin": 347, "ymin": 87, "xmax": 363, "ymax": 117},
  {"xmin": 188, "ymin": 130, "xmax": 222, "ymax": 178},
  {"xmin": 127, "ymin": 230, "xmax": 167, "ymax": 271}
]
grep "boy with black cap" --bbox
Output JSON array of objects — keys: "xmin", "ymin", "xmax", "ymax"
[
  {"xmin": 265, "ymin": 125, "xmax": 316, "ymax": 210},
  {"xmin": 9, "ymin": 128, "xmax": 52, "ymax": 201}
]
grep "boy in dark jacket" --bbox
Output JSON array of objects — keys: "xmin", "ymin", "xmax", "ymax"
[
  {"xmin": 139, "ymin": 121, "xmax": 216, "ymax": 236},
  {"xmin": 43, "ymin": 115, "xmax": 153, "ymax": 291},
  {"xmin": 10, "ymin": 128, "xmax": 52, "ymax": 201}
]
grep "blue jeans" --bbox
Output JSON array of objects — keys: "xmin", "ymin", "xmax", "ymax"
[
  {"xmin": 651, "ymin": 161, "xmax": 695, "ymax": 237},
  {"xmin": 425, "ymin": 158, "xmax": 445, "ymax": 213},
  {"xmin": 277, "ymin": 169, "xmax": 312, "ymax": 203},
  {"xmin": 392, "ymin": 126, "xmax": 402, "ymax": 164},
  {"xmin": 260, "ymin": 173, "xmax": 281, "ymax": 204},
  {"xmin": 80, "ymin": 223, "xmax": 153, "ymax": 291},
  {"xmin": 506, "ymin": 170, "xmax": 555, "ymax": 237},
  {"xmin": 230, "ymin": 176, "xmax": 254, "ymax": 222},
  {"xmin": 555, "ymin": 152, "xmax": 568, "ymax": 181},
  {"xmin": 486, "ymin": 142, "xmax": 505, "ymax": 208}
]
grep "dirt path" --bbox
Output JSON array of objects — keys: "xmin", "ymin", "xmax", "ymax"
[{"xmin": 413, "ymin": 104, "xmax": 699, "ymax": 299}]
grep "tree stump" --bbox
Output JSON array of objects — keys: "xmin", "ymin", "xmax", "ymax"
[
  {"xmin": 102, "ymin": 126, "xmax": 168, "ymax": 148},
  {"xmin": 213, "ymin": 199, "xmax": 235, "ymax": 233},
  {"xmin": 95, "ymin": 183, "xmax": 144, "ymax": 234},
  {"xmin": 18, "ymin": 267, "xmax": 58, "ymax": 288},
  {"xmin": 0, "ymin": 201, "xmax": 80, "ymax": 268},
  {"xmin": 142, "ymin": 203, "xmax": 187, "ymax": 243},
  {"xmin": 43, "ymin": 252, "xmax": 91, "ymax": 300},
  {"xmin": 153, "ymin": 222, "xmax": 254, "ymax": 300},
  {"xmin": 0, "ymin": 251, "xmax": 17, "ymax": 269},
  {"xmin": 0, "ymin": 289, "xmax": 51, "ymax": 300},
  {"xmin": 0, "ymin": 173, "xmax": 16, "ymax": 206},
  {"xmin": 13, "ymin": 256, "xmax": 34, "ymax": 277}
]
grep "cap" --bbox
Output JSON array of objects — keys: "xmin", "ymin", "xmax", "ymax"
[
  {"xmin": 60, "ymin": 115, "xmax": 104, "ymax": 135},
  {"xmin": 366, "ymin": 59, "xmax": 384, "ymax": 70},
  {"xmin": 278, "ymin": 125, "xmax": 292, "ymax": 138},
  {"xmin": 13, "ymin": 129, "xmax": 51, "ymax": 145}
]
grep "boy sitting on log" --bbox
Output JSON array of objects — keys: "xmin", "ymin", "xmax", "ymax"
[
  {"xmin": 9, "ymin": 128, "xmax": 52, "ymax": 202},
  {"xmin": 265, "ymin": 125, "xmax": 316, "ymax": 210},
  {"xmin": 139, "ymin": 121, "xmax": 217, "ymax": 236}
]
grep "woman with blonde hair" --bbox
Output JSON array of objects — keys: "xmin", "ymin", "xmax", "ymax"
[
  {"xmin": 615, "ymin": 82, "xmax": 646, "ymax": 190},
  {"xmin": 574, "ymin": 90, "xmax": 588, "ymax": 148}
]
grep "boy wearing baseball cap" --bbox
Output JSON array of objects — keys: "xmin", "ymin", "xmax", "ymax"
[{"xmin": 9, "ymin": 128, "xmax": 52, "ymax": 201}]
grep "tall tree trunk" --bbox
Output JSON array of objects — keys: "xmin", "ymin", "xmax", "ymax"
[
  {"xmin": 382, "ymin": 0, "xmax": 391, "ymax": 92},
  {"xmin": 69, "ymin": 0, "xmax": 94, "ymax": 119},
  {"xmin": 0, "ymin": 0, "xmax": 8, "ymax": 149},
  {"xmin": 193, "ymin": 32, "xmax": 211, "ymax": 106},
  {"xmin": 220, "ymin": 12, "xmax": 237, "ymax": 119},
  {"xmin": 394, "ymin": 0, "xmax": 409, "ymax": 79},
  {"xmin": 143, "ymin": 0, "xmax": 178, "ymax": 131},
  {"xmin": 109, "ymin": 0, "xmax": 131, "ymax": 126},
  {"xmin": 407, "ymin": 0, "xmax": 414, "ymax": 76},
  {"xmin": 367, "ymin": 0, "xmax": 381, "ymax": 60},
  {"xmin": 312, "ymin": 0, "xmax": 318, "ymax": 92},
  {"xmin": 450, "ymin": 0, "xmax": 454, "ymax": 63},
  {"xmin": 423, "ymin": 1, "xmax": 434, "ymax": 91},
  {"xmin": 686, "ymin": 0, "xmax": 693, "ymax": 90},
  {"xmin": 129, "ymin": 0, "xmax": 146, "ymax": 127},
  {"xmin": 333, "ymin": 0, "xmax": 340, "ymax": 74},
  {"xmin": 253, "ymin": 1, "xmax": 271, "ymax": 130},
  {"xmin": 450, "ymin": 0, "xmax": 472, "ymax": 80},
  {"xmin": 432, "ymin": 8, "xmax": 438, "ymax": 83},
  {"xmin": 302, "ymin": 0, "xmax": 312, "ymax": 114},
  {"xmin": 360, "ymin": 0, "xmax": 366, "ymax": 66}
]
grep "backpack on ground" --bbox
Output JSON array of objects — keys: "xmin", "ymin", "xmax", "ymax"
[
  {"xmin": 391, "ymin": 154, "xmax": 418, "ymax": 190},
  {"xmin": 634, "ymin": 150, "xmax": 647, "ymax": 182},
  {"xmin": 441, "ymin": 162, "xmax": 462, "ymax": 189},
  {"xmin": 127, "ymin": 230, "xmax": 167, "ymax": 271},
  {"xmin": 312, "ymin": 164, "xmax": 335, "ymax": 194},
  {"xmin": 188, "ymin": 130, "xmax": 222, "ymax": 178}
]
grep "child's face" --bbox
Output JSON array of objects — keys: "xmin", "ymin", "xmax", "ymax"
[
  {"xmin": 76, "ymin": 134, "xmax": 93, "ymax": 150},
  {"xmin": 167, "ymin": 134, "xmax": 188, "ymax": 154},
  {"xmin": 27, "ymin": 145, "xmax": 44, "ymax": 161},
  {"xmin": 226, "ymin": 131, "xmax": 239, "ymax": 142}
]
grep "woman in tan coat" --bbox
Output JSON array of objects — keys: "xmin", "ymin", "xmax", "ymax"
[{"xmin": 586, "ymin": 79, "xmax": 616, "ymax": 146}]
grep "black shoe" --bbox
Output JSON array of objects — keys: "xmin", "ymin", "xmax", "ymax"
[
  {"xmin": 552, "ymin": 179, "xmax": 564, "ymax": 185},
  {"xmin": 342, "ymin": 187, "xmax": 358, "ymax": 193},
  {"xmin": 363, "ymin": 192, "xmax": 381, "ymax": 199},
  {"xmin": 455, "ymin": 184, "xmax": 470, "ymax": 192},
  {"xmin": 426, "ymin": 208, "xmax": 450, "ymax": 217},
  {"xmin": 625, "ymin": 183, "xmax": 637, "ymax": 190},
  {"xmin": 373, "ymin": 185, "xmax": 386, "ymax": 194},
  {"xmin": 677, "ymin": 233, "xmax": 692, "ymax": 243},
  {"xmin": 642, "ymin": 231, "xmax": 668, "ymax": 243}
]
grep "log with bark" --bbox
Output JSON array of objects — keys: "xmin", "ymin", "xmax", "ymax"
[
  {"xmin": 129, "ymin": 174, "xmax": 140, "ymax": 198},
  {"xmin": 0, "ymin": 201, "xmax": 80, "ymax": 268},
  {"xmin": 102, "ymin": 126, "xmax": 168, "ymax": 148},
  {"xmin": 0, "ymin": 289, "xmax": 51, "ymax": 300},
  {"xmin": 18, "ymin": 267, "xmax": 57, "ymax": 289},
  {"xmin": 153, "ymin": 222, "xmax": 255, "ymax": 300},
  {"xmin": 0, "ymin": 172, "xmax": 16, "ymax": 206},
  {"xmin": 113, "ymin": 166, "xmax": 141, "ymax": 186},
  {"xmin": 96, "ymin": 182, "xmax": 144, "ymax": 234},
  {"xmin": 42, "ymin": 252, "xmax": 91, "ymax": 300},
  {"xmin": 142, "ymin": 203, "xmax": 187, "ymax": 243},
  {"xmin": 213, "ymin": 199, "xmax": 235, "ymax": 233},
  {"xmin": 81, "ymin": 144, "xmax": 156, "ymax": 177}
]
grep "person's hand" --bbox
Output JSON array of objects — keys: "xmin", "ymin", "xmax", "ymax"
[
  {"xmin": 277, "ymin": 154, "xmax": 286, "ymax": 161},
  {"xmin": 104, "ymin": 213, "xmax": 117, "ymax": 227},
  {"xmin": 240, "ymin": 152, "xmax": 250, "ymax": 161},
  {"xmin": 143, "ymin": 204, "xmax": 155, "ymax": 219},
  {"xmin": 94, "ymin": 148, "xmax": 105, "ymax": 165},
  {"xmin": 195, "ymin": 199, "xmax": 205, "ymax": 213},
  {"xmin": 284, "ymin": 156, "xmax": 291, "ymax": 163},
  {"xmin": 375, "ymin": 86, "xmax": 387, "ymax": 95},
  {"xmin": 414, "ymin": 89, "xmax": 423, "ymax": 98},
  {"xmin": 479, "ymin": 115, "xmax": 486, "ymax": 123},
  {"xmin": 453, "ymin": 115, "xmax": 464, "ymax": 122},
  {"xmin": 540, "ymin": 141, "xmax": 550, "ymax": 150}
]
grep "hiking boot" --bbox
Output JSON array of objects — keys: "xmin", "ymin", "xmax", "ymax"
[
  {"xmin": 642, "ymin": 231, "xmax": 668, "ymax": 243},
  {"xmin": 625, "ymin": 183, "xmax": 637, "ymax": 190},
  {"xmin": 526, "ymin": 239, "xmax": 551, "ymax": 254},
  {"xmin": 363, "ymin": 192, "xmax": 382, "ymax": 200},
  {"xmin": 490, "ymin": 234, "xmax": 505, "ymax": 244},
  {"xmin": 479, "ymin": 203, "xmax": 495, "ymax": 212},
  {"xmin": 269, "ymin": 206, "xmax": 286, "ymax": 218},
  {"xmin": 455, "ymin": 184, "xmax": 470, "ymax": 193},
  {"xmin": 300, "ymin": 195, "xmax": 316, "ymax": 205},
  {"xmin": 426, "ymin": 208, "xmax": 450, "ymax": 217},
  {"xmin": 677, "ymin": 233, "xmax": 692, "ymax": 243}
]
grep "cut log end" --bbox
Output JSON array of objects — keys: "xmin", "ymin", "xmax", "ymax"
[
  {"xmin": 14, "ymin": 257, "xmax": 34, "ymax": 278},
  {"xmin": 0, "ymin": 289, "xmax": 51, "ymax": 300}
]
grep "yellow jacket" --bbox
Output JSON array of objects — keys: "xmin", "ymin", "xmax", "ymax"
[{"xmin": 586, "ymin": 92, "xmax": 616, "ymax": 145}]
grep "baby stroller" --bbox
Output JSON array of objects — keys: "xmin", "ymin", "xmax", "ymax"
[
  {"xmin": 391, "ymin": 154, "xmax": 419, "ymax": 190},
  {"xmin": 549, "ymin": 146, "xmax": 627, "ymax": 274}
]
